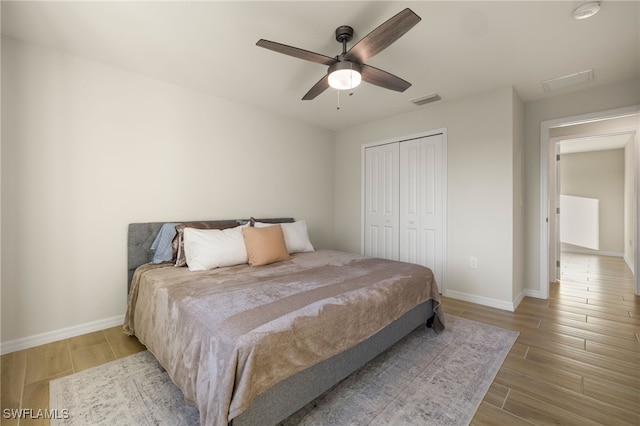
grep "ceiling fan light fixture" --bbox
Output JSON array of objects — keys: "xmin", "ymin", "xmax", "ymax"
[
  {"xmin": 328, "ymin": 61, "xmax": 362, "ymax": 90},
  {"xmin": 573, "ymin": 2, "xmax": 600, "ymax": 20}
]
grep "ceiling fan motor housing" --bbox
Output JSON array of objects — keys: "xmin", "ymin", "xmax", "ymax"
[
  {"xmin": 335, "ymin": 25, "xmax": 355, "ymax": 43},
  {"xmin": 328, "ymin": 60, "xmax": 362, "ymax": 75}
]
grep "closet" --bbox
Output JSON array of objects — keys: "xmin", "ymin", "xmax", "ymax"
[{"xmin": 363, "ymin": 132, "xmax": 445, "ymax": 286}]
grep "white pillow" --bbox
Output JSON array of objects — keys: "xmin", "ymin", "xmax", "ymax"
[
  {"xmin": 183, "ymin": 225, "xmax": 248, "ymax": 271},
  {"xmin": 254, "ymin": 220, "xmax": 315, "ymax": 253}
]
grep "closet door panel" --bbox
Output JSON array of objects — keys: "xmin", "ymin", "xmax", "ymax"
[
  {"xmin": 364, "ymin": 143, "xmax": 399, "ymax": 260},
  {"xmin": 403, "ymin": 228, "xmax": 419, "ymax": 264},
  {"xmin": 364, "ymin": 225, "xmax": 380, "ymax": 258},
  {"xmin": 404, "ymin": 144, "xmax": 420, "ymax": 216},
  {"xmin": 418, "ymin": 135, "xmax": 444, "ymax": 283},
  {"xmin": 423, "ymin": 228, "xmax": 436, "ymax": 272},
  {"xmin": 421, "ymin": 143, "xmax": 436, "ymax": 217},
  {"xmin": 400, "ymin": 140, "xmax": 420, "ymax": 263},
  {"xmin": 399, "ymin": 135, "xmax": 443, "ymax": 279}
]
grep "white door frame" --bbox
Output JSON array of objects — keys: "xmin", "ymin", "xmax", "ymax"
[
  {"xmin": 539, "ymin": 105, "xmax": 640, "ymax": 298},
  {"xmin": 362, "ymin": 128, "xmax": 448, "ymax": 292}
]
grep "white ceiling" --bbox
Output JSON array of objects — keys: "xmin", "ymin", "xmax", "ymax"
[
  {"xmin": 2, "ymin": 1, "xmax": 639, "ymax": 131},
  {"xmin": 559, "ymin": 132, "xmax": 634, "ymax": 154}
]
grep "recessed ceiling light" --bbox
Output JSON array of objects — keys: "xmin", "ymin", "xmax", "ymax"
[{"xmin": 573, "ymin": 2, "xmax": 601, "ymax": 20}]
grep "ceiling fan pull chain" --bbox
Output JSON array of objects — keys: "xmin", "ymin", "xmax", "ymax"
[{"xmin": 336, "ymin": 90, "xmax": 341, "ymax": 110}]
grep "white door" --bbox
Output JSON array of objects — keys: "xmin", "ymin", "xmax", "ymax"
[
  {"xmin": 399, "ymin": 139, "xmax": 421, "ymax": 264},
  {"xmin": 399, "ymin": 134, "xmax": 444, "ymax": 285},
  {"xmin": 364, "ymin": 143, "xmax": 399, "ymax": 260}
]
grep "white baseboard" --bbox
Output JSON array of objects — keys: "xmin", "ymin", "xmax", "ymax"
[
  {"xmin": 444, "ymin": 290, "xmax": 518, "ymax": 312},
  {"xmin": 623, "ymin": 254, "xmax": 635, "ymax": 274},
  {"xmin": 523, "ymin": 288, "xmax": 544, "ymax": 299},
  {"xmin": 512, "ymin": 290, "xmax": 526, "ymax": 310},
  {"xmin": 0, "ymin": 315, "xmax": 125, "ymax": 355}
]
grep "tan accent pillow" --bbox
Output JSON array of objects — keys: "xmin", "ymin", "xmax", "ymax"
[{"xmin": 242, "ymin": 224, "xmax": 291, "ymax": 266}]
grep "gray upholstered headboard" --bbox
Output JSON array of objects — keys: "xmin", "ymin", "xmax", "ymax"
[{"xmin": 127, "ymin": 218, "xmax": 295, "ymax": 292}]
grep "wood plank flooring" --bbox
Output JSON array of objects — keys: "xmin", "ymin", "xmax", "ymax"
[
  {"xmin": 463, "ymin": 253, "xmax": 639, "ymax": 426},
  {"xmin": 1, "ymin": 253, "xmax": 638, "ymax": 425},
  {"xmin": 1, "ymin": 328, "xmax": 146, "ymax": 426}
]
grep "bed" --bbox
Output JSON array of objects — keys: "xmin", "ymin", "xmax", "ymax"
[{"xmin": 124, "ymin": 218, "xmax": 444, "ymax": 426}]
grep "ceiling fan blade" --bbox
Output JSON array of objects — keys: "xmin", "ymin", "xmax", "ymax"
[
  {"xmin": 344, "ymin": 8, "xmax": 421, "ymax": 63},
  {"xmin": 361, "ymin": 64, "xmax": 411, "ymax": 92},
  {"xmin": 302, "ymin": 74, "xmax": 330, "ymax": 100},
  {"xmin": 256, "ymin": 39, "xmax": 337, "ymax": 66}
]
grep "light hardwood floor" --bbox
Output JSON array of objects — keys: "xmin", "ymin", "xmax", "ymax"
[
  {"xmin": 465, "ymin": 253, "xmax": 639, "ymax": 426},
  {"xmin": 1, "ymin": 253, "xmax": 638, "ymax": 425}
]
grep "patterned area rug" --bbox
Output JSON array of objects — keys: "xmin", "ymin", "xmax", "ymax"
[{"xmin": 50, "ymin": 315, "xmax": 518, "ymax": 425}]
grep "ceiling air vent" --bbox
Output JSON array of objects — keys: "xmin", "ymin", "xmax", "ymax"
[
  {"xmin": 411, "ymin": 93, "xmax": 441, "ymax": 106},
  {"xmin": 542, "ymin": 69, "xmax": 593, "ymax": 92}
]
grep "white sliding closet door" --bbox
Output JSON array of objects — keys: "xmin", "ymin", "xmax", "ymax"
[
  {"xmin": 363, "ymin": 143, "xmax": 399, "ymax": 260},
  {"xmin": 399, "ymin": 134, "xmax": 444, "ymax": 285}
]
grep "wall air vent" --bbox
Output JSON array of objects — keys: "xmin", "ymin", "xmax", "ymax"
[{"xmin": 411, "ymin": 93, "xmax": 441, "ymax": 106}]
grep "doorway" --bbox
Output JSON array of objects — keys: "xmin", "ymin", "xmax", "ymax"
[
  {"xmin": 540, "ymin": 106, "xmax": 640, "ymax": 298},
  {"xmin": 555, "ymin": 133, "xmax": 633, "ymax": 284}
]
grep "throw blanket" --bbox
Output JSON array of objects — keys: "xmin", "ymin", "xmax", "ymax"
[{"xmin": 124, "ymin": 250, "xmax": 443, "ymax": 426}]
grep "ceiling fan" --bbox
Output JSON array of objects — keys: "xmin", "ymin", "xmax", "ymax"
[{"xmin": 256, "ymin": 8, "xmax": 421, "ymax": 100}]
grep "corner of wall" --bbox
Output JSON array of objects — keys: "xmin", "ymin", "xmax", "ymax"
[{"xmin": 512, "ymin": 86, "xmax": 526, "ymax": 301}]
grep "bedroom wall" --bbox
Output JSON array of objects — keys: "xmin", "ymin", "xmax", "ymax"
[
  {"xmin": 512, "ymin": 89, "xmax": 525, "ymax": 306},
  {"xmin": 1, "ymin": 37, "xmax": 335, "ymax": 348},
  {"xmin": 334, "ymin": 86, "xmax": 520, "ymax": 310},
  {"xmin": 523, "ymin": 77, "xmax": 640, "ymax": 296},
  {"xmin": 560, "ymin": 149, "xmax": 625, "ymax": 255}
]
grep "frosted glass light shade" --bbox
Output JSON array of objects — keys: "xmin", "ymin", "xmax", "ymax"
[
  {"xmin": 328, "ymin": 69, "xmax": 362, "ymax": 90},
  {"xmin": 573, "ymin": 1, "xmax": 600, "ymax": 20},
  {"xmin": 327, "ymin": 61, "xmax": 362, "ymax": 90}
]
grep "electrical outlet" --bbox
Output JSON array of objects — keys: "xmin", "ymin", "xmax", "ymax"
[{"xmin": 470, "ymin": 256, "xmax": 478, "ymax": 268}]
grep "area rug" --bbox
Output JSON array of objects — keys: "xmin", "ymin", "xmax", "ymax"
[{"xmin": 50, "ymin": 315, "xmax": 518, "ymax": 425}]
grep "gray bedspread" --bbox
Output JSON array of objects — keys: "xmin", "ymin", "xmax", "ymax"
[{"xmin": 124, "ymin": 250, "xmax": 444, "ymax": 426}]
